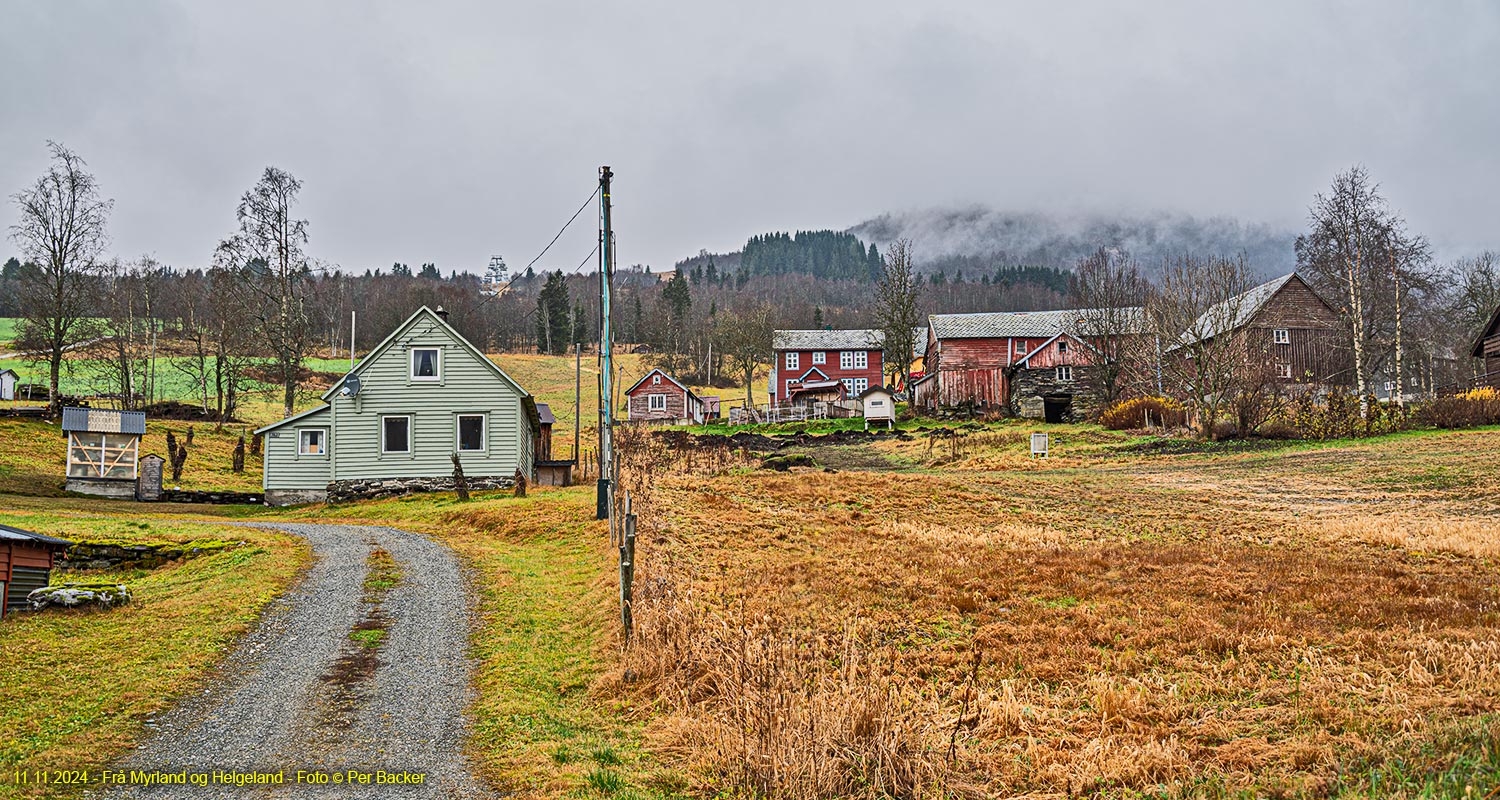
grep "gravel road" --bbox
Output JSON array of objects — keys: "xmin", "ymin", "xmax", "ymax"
[{"xmin": 99, "ymin": 523, "xmax": 494, "ymax": 799}]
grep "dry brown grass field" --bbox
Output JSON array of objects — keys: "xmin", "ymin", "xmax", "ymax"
[{"xmin": 608, "ymin": 427, "xmax": 1500, "ymax": 798}]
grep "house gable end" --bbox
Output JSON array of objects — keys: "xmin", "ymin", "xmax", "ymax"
[{"xmin": 322, "ymin": 307, "xmax": 528, "ymax": 402}]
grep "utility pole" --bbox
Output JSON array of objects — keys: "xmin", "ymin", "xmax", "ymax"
[
  {"xmin": 574, "ymin": 342, "xmax": 581, "ymax": 464},
  {"xmin": 596, "ymin": 166, "xmax": 614, "ymax": 520}
]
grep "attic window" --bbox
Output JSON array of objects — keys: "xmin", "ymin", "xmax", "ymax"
[
  {"xmin": 411, "ymin": 348, "xmax": 440, "ymax": 380},
  {"xmin": 1274, "ymin": 329, "xmax": 1290, "ymax": 345},
  {"xmin": 1057, "ymin": 340, "xmax": 1069, "ymax": 354},
  {"xmin": 652, "ymin": 374, "xmax": 662, "ymax": 385}
]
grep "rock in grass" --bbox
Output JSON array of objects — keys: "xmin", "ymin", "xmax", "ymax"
[{"xmin": 28, "ymin": 582, "xmax": 132, "ymax": 611}]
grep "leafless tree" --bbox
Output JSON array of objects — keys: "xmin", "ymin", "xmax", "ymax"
[
  {"xmin": 1297, "ymin": 166, "xmax": 1429, "ymax": 412},
  {"xmin": 215, "ymin": 167, "xmax": 314, "ymax": 417},
  {"xmin": 8, "ymin": 142, "xmax": 112, "ymax": 412},
  {"xmin": 1146, "ymin": 254, "xmax": 1256, "ymax": 438},
  {"xmin": 1068, "ymin": 246, "xmax": 1148, "ymax": 406},
  {"xmin": 715, "ymin": 304, "xmax": 776, "ymax": 410},
  {"xmin": 85, "ymin": 258, "xmax": 166, "ymax": 410},
  {"xmin": 1449, "ymin": 252, "xmax": 1500, "ymax": 384},
  {"xmin": 874, "ymin": 238, "xmax": 923, "ymax": 394}
]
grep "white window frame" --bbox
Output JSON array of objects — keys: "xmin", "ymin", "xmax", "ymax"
[
  {"xmin": 648, "ymin": 393, "xmax": 667, "ymax": 412},
  {"xmin": 455, "ymin": 414, "xmax": 486, "ymax": 452},
  {"xmin": 786, "ymin": 352, "xmax": 800, "ymax": 371},
  {"xmin": 1273, "ymin": 329, "xmax": 1290, "ymax": 345},
  {"xmin": 1276, "ymin": 363, "xmax": 1293, "ymax": 379},
  {"xmin": 381, "ymin": 414, "xmax": 412, "ymax": 454},
  {"xmin": 1384, "ymin": 380, "xmax": 1397, "ymax": 393},
  {"xmin": 651, "ymin": 374, "xmax": 662, "ymax": 385},
  {"xmin": 853, "ymin": 377, "xmax": 868, "ymax": 394},
  {"xmin": 1056, "ymin": 365, "xmax": 1073, "ymax": 382},
  {"xmin": 812, "ymin": 351, "xmax": 826, "ymax": 365},
  {"xmin": 298, "ymin": 428, "xmax": 328, "ymax": 456},
  {"xmin": 854, "ymin": 350, "xmax": 868, "ymax": 369},
  {"xmin": 1015, "ymin": 340, "xmax": 1029, "ymax": 356},
  {"xmin": 410, "ymin": 347, "xmax": 441, "ymax": 381},
  {"xmin": 840, "ymin": 351, "xmax": 855, "ymax": 370}
]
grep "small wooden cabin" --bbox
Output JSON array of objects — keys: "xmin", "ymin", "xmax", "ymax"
[
  {"xmin": 625, "ymin": 369, "xmax": 704, "ymax": 425},
  {"xmin": 62, "ymin": 407, "xmax": 146, "ymax": 499},
  {"xmin": 1, "ymin": 524, "xmax": 73, "ymax": 618}
]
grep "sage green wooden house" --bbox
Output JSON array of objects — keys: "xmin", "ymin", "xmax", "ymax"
[{"xmin": 256, "ymin": 306, "xmax": 540, "ymax": 506}]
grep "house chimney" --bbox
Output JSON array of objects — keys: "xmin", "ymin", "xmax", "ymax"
[{"xmin": 435, "ymin": 305, "xmax": 449, "ymax": 322}]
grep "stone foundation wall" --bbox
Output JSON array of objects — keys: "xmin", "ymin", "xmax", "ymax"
[
  {"xmin": 1013, "ymin": 367, "xmax": 1104, "ymax": 421},
  {"xmin": 159, "ymin": 489, "xmax": 264, "ymax": 505},
  {"xmin": 265, "ymin": 488, "xmax": 329, "ymax": 507},
  {"xmin": 327, "ymin": 475, "xmax": 515, "ymax": 503},
  {"xmin": 65, "ymin": 478, "xmax": 136, "ymax": 499}
]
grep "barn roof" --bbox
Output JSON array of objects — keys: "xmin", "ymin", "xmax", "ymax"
[
  {"xmin": 1174, "ymin": 273, "xmax": 1314, "ymax": 348},
  {"xmin": 0, "ymin": 523, "xmax": 73, "ymax": 548},
  {"xmin": 773, "ymin": 329, "xmax": 884, "ymax": 351},
  {"xmin": 1471, "ymin": 302, "xmax": 1500, "ymax": 357},
  {"xmin": 624, "ymin": 368, "xmax": 701, "ymax": 402},
  {"xmin": 928, "ymin": 308, "xmax": 1143, "ymax": 340},
  {"xmin": 60, "ymin": 407, "xmax": 146, "ymax": 435}
]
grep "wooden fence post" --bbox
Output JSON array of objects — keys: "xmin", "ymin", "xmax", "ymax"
[{"xmin": 620, "ymin": 511, "xmax": 636, "ymax": 643}]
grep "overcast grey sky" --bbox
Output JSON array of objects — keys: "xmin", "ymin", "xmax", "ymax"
[{"xmin": 2, "ymin": 1, "xmax": 1496, "ymax": 273}]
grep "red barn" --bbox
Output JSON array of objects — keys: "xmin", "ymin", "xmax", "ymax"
[
  {"xmin": 917, "ymin": 308, "xmax": 1142, "ymax": 420},
  {"xmin": 625, "ymin": 369, "xmax": 705, "ymax": 425},
  {"xmin": 1469, "ymin": 303, "xmax": 1500, "ymax": 388},
  {"xmin": 770, "ymin": 329, "xmax": 885, "ymax": 405}
]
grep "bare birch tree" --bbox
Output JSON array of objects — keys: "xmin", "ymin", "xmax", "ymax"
[
  {"xmin": 215, "ymin": 167, "xmax": 314, "ymax": 417},
  {"xmin": 1296, "ymin": 166, "xmax": 1428, "ymax": 413},
  {"xmin": 874, "ymin": 238, "xmax": 923, "ymax": 395},
  {"xmin": 8, "ymin": 142, "xmax": 112, "ymax": 413}
]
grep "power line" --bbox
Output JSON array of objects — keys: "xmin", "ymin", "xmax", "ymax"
[
  {"xmin": 523, "ymin": 186, "xmax": 600, "ymax": 274},
  {"xmin": 458, "ymin": 187, "xmax": 601, "ymax": 317}
]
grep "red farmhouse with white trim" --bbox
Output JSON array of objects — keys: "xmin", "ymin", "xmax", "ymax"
[
  {"xmin": 770, "ymin": 329, "xmax": 884, "ymax": 405},
  {"xmin": 625, "ymin": 369, "xmax": 705, "ymax": 425}
]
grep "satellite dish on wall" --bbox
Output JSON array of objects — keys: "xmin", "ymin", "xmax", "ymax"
[{"xmin": 340, "ymin": 374, "xmax": 362, "ymax": 398}]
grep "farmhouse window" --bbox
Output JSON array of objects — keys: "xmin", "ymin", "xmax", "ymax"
[
  {"xmin": 648, "ymin": 394, "xmax": 667, "ymax": 412},
  {"xmin": 1273, "ymin": 329, "xmax": 1290, "ymax": 345},
  {"xmin": 1384, "ymin": 381, "xmax": 1397, "ymax": 393},
  {"xmin": 812, "ymin": 351, "xmax": 826, "ymax": 365},
  {"xmin": 411, "ymin": 348, "xmax": 441, "ymax": 380},
  {"xmin": 1276, "ymin": 363, "xmax": 1293, "ymax": 379},
  {"xmin": 457, "ymin": 414, "xmax": 485, "ymax": 452},
  {"xmin": 382, "ymin": 415, "xmax": 411, "ymax": 453},
  {"xmin": 840, "ymin": 351, "xmax": 854, "ymax": 370},
  {"xmin": 1015, "ymin": 341, "xmax": 1029, "ymax": 356},
  {"xmin": 1057, "ymin": 340, "xmax": 1068, "ymax": 354},
  {"xmin": 1055, "ymin": 365, "xmax": 1073, "ymax": 381},
  {"xmin": 842, "ymin": 377, "xmax": 868, "ymax": 395},
  {"xmin": 786, "ymin": 352, "xmax": 800, "ymax": 370},
  {"xmin": 298, "ymin": 428, "xmax": 326, "ymax": 456},
  {"xmin": 652, "ymin": 374, "xmax": 662, "ymax": 385}
]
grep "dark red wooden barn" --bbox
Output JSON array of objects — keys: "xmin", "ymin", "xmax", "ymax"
[{"xmin": 1, "ymin": 524, "xmax": 73, "ymax": 618}]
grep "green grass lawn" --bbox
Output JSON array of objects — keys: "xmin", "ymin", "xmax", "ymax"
[{"xmin": 0, "ymin": 509, "xmax": 305, "ymax": 800}]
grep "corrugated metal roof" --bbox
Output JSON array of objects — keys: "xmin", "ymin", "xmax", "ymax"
[
  {"xmin": 773, "ymin": 329, "xmax": 884, "ymax": 351},
  {"xmin": 1178, "ymin": 273, "xmax": 1296, "ymax": 347},
  {"xmin": 535, "ymin": 402, "xmax": 556, "ymax": 425},
  {"xmin": 0, "ymin": 523, "xmax": 73, "ymax": 547},
  {"xmin": 60, "ymin": 407, "xmax": 146, "ymax": 435},
  {"xmin": 929, "ymin": 308, "xmax": 1143, "ymax": 340}
]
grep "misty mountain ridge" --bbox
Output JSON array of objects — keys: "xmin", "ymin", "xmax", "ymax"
[{"xmin": 851, "ymin": 207, "xmax": 1299, "ymax": 277}]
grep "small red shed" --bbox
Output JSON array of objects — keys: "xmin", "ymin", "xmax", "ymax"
[{"xmin": 1, "ymin": 524, "xmax": 73, "ymax": 618}]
